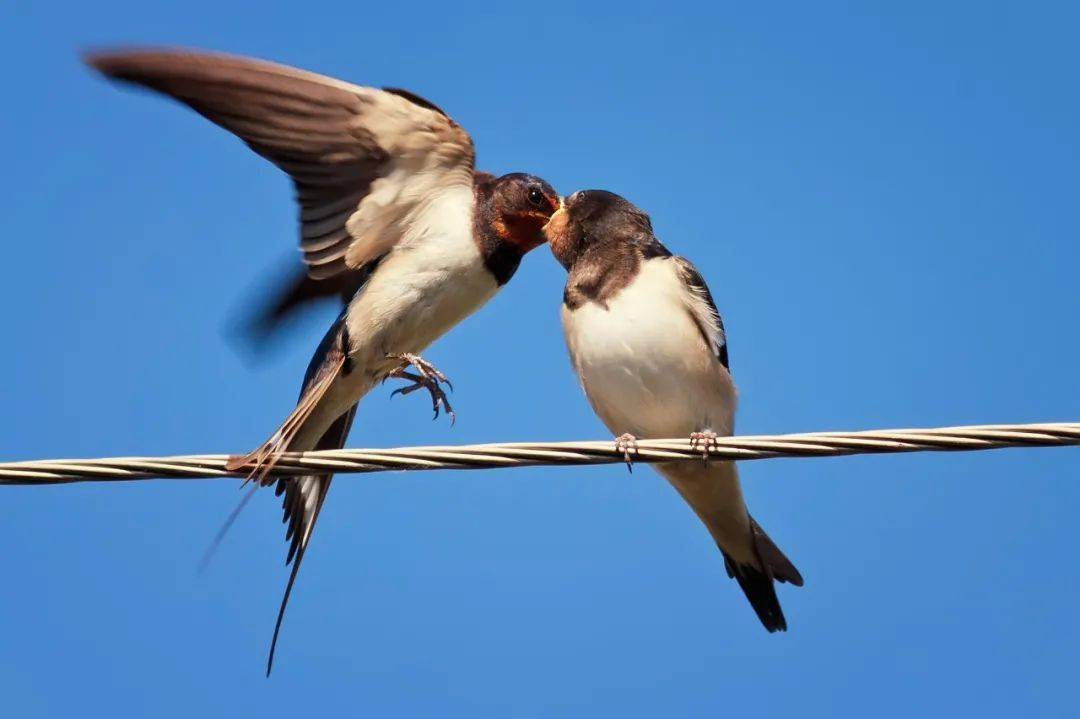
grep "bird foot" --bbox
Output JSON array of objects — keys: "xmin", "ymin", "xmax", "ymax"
[
  {"xmin": 387, "ymin": 353, "xmax": 455, "ymax": 424},
  {"xmin": 614, "ymin": 433, "xmax": 638, "ymax": 473},
  {"xmin": 689, "ymin": 430, "xmax": 718, "ymax": 460}
]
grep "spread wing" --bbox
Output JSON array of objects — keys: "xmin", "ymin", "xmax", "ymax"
[
  {"xmin": 672, "ymin": 256, "xmax": 729, "ymax": 371},
  {"xmin": 233, "ymin": 262, "xmax": 369, "ymax": 352},
  {"xmin": 86, "ymin": 48, "xmax": 476, "ymax": 279}
]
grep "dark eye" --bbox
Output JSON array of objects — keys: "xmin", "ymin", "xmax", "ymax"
[{"xmin": 527, "ymin": 188, "xmax": 546, "ymax": 208}]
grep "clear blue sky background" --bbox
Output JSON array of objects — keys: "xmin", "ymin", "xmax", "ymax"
[{"xmin": 3, "ymin": 2, "xmax": 1078, "ymax": 716}]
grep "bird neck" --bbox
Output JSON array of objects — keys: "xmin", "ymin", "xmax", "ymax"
[
  {"xmin": 472, "ymin": 179, "xmax": 525, "ymax": 285},
  {"xmin": 563, "ymin": 241, "xmax": 644, "ymax": 310}
]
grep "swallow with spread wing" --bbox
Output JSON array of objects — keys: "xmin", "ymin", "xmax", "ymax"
[
  {"xmin": 546, "ymin": 190, "xmax": 803, "ymax": 631},
  {"xmin": 87, "ymin": 48, "xmax": 560, "ymax": 674}
]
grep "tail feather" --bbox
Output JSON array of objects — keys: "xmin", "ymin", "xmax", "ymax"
[
  {"xmin": 723, "ymin": 553, "xmax": 788, "ymax": 632},
  {"xmin": 750, "ymin": 516, "xmax": 803, "ymax": 586},
  {"xmin": 197, "ymin": 483, "xmax": 259, "ymax": 574},
  {"xmin": 723, "ymin": 516, "xmax": 802, "ymax": 632},
  {"xmin": 657, "ymin": 460, "xmax": 804, "ymax": 632},
  {"xmin": 266, "ymin": 402, "xmax": 357, "ymax": 676},
  {"xmin": 219, "ymin": 311, "xmax": 358, "ymax": 675},
  {"xmin": 224, "ymin": 315, "xmax": 348, "ymax": 484}
]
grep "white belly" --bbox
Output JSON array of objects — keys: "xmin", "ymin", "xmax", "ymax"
[
  {"xmin": 562, "ymin": 258, "xmax": 736, "ymax": 439},
  {"xmin": 344, "ymin": 190, "xmax": 499, "ymax": 383}
]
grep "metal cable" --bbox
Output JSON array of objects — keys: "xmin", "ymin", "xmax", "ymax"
[{"xmin": 2, "ymin": 422, "xmax": 1077, "ymax": 486}]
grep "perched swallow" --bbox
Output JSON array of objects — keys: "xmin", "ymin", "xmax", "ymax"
[
  {"xmin": 546, "ymin": 190, "xmax": 803, "ymax": 631},
  {"xmin": 86, "ymin": 48, "xmax": 559, "ymax": 673}
]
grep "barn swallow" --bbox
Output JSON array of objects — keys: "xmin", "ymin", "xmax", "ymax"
[
  {"xmin": 86, "ymin": 48, "xmax": 559, "ymax": 673},
  {"xmin": 546, "ymin": 190, "xmax": 803, "ymax": 631}
]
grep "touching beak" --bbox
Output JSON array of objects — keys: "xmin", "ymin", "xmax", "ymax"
[{"xmin": 543, "ymin": 197, "xmax": 566, "ymax": 230}]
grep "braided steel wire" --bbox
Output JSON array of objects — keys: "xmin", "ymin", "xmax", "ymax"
[{"xmin": 2, "ymin": 422, "xmax": 1077, "ymax": 486}]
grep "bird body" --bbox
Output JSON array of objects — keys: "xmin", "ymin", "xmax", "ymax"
[
  {"xmin": 87, "ymin": 48, "xmax": 559, "ymax": 673},
  {"xmin": 562, "ymin": 256, "xmax": 736, "ymax": 441},
  {"xmin": 345, "ymin": 185, "xmax": 499, "ymax": 377},
  {"xmin": 561, "ymin": 257, "xmax": 754, "ymax": 566},
  {"xmin": 549, "ymin": 190, "xmax": 802, "ymax": 631},
  {"xmin": 296, "ymin": 184, "xmax": 500, "ymax": 445}
]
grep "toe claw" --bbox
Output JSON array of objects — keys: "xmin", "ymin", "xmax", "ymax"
[
  {"xmin": 689, "ymin": 430, "xmax": 718, "ymax": 460},
  {"xmin": 614, "ymin": 433, "xmax": 638, "ymax": 473},
  {"xmin": 386, "ymin": 353, "xmax": 456, "ymax": 426}
]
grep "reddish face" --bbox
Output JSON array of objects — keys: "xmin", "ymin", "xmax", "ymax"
[{"xmin": 490, "ymin": 173, "xmax": 561, "ymax": 253}]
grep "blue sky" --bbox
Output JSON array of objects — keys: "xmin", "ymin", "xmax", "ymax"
[{"xmin": 3, "ymin": 2, "xmax": 1079, "ymax": 716}]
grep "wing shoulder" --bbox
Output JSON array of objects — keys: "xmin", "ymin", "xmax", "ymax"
[{"xmin": 671, "ymin": 256, "xmax": 729, "ymax": 371}]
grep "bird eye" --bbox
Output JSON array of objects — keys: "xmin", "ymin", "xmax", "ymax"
[{"xmin": 527, "ymin": 188, "xmax": 546, "ymax": 208}]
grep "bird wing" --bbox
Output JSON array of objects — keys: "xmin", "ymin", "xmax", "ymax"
[
  {"xmin": 234, "ymin": 261, "xmax": 370, "ymax": 352},
  {"xmin": 671, "ymin": 256, "xmax": 730, "ymax": 371},
  {"xmin": 667, "ymin": 257, "xmax": 804, "ymax": 628},
  {"xmin": 86, "ymin": 48, "xmax": 476, "ymax": 279}
]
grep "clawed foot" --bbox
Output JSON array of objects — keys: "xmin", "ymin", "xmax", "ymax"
[
  {"xmin": 386, "ymin": 353, "xmax": 455, "ymax": 424},
  {"xmin": 689, "ymin": 430, "xmax": 718, "ymax": 460},
  {"xmin": 614, "ymin": 433, "xmax": 638, "ymax": 473}
]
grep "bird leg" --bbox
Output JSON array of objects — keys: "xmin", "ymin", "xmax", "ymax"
[
  {"xmin": 689, "ymin": 430, "xmax": 718, "ymax": 460},
  {"xmin": 386, "ymin": 353, "xmax": 455, "ymax": 424},
  {"xmin": 614, "ymin": 433, "xmax": 639, "ymax": 473}
]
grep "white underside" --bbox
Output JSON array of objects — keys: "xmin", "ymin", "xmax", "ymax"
[
  {"xmin": 562, "ymin": 258, "xmax": 735, "ymax": 438},
  {"xmin": 296, "ymin": 185, "xmax": 499, "ymax": 448},
  {"xmin": 562, "ymin": 257, "xmax": 755, "ymax": 563}
]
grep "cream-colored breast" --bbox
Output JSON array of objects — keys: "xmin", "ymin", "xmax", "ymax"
[
  {"xmin": 562, "ymin": 257, "xmax": 735, "ymax": 439},
  {"xmin": 345, "ymin": 187, "xmax": 499, "ymax": 380}
]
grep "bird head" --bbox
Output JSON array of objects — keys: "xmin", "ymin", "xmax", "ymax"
[
  {"xmin": 485, "ymin": 173, "xmax": 561, "ymax": 253},
  {"xmin": 544, "ymin": 189, "xmax": 653, "ymax": 269}
]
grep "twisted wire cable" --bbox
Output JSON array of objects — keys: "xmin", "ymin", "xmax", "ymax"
[{"xmin": 1, "ymin": 422, "xmax": 1078, "ymax": 486}]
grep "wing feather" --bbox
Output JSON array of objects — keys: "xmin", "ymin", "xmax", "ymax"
[
  {"xmin": 86, "ymin": 48, "xmax": 475, "ymax": 279},
  {"xmin": 672, "ymin": 256, "xmax": 730, "ymax": 371}
]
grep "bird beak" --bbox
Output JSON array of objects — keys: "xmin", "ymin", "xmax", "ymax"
[
  {"xmin": 542, "ymin": 197, "xmax": 571, "ymax": 250},
  {"xmin": 543, "ymin": 198, "xmax": 566, "ymax": 231}
]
